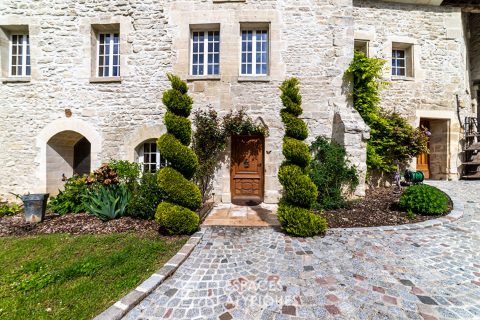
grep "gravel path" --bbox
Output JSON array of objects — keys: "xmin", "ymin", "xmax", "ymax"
[{"xmin": 124, "ymin": 181, "xmax": 480, "ymax": 320}]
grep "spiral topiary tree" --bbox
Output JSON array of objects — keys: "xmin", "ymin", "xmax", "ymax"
[
  {"xmin": 277, "ymin": 78, "xmax": 327, "ymax": 237},
  {"xmin": 155, "ymin": 74, "xmax": 201, "ymax": 235}
]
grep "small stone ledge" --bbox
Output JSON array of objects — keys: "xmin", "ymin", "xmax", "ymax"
[
  {"xmin": 186, "ymin": 75, "xmax": 221, "ymax": 81},
  {"xmin": 237, "ymin": 75, "xmax": 270, "ymax": 82},
  {"xmin": 1, "ymin": 77, "xmax": 31, "ymax": 83},
  {"xmin": 89, "ymin": 76, "xmax": 122, "ymax": 83},
  {"xmin": 93, "ymin": 229, "xmax": 205, "ymax": 320}
]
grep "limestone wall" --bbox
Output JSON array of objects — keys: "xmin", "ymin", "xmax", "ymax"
[
  {"xmin": 0, "ymin": 0, "xmax": 368, "ymax": 202},
  {"xmin": 354, "ymin": 0, "xmax": 476, "ymax": 180}
]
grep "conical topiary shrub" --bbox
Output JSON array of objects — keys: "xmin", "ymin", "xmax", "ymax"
[
  {"xmin": 277, "ymin": 78, "xmax": 327, "ymax": 237},
  {"xmin": 155, "ymin": 74, "xmax": 201, "ymax": 235}
]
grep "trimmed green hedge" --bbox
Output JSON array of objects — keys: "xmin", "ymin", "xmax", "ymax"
[
  {"xmin": 277, "ymin": 201, "xmax": 327, "ymax": 237},
  {"xmin": 156, "ymin": 201, "xmax": 199, "ymax": 235},
  {"xmin": 164, "ymin": 111, "xmax": 192, "ymax": 146},
  {"xmin": 162, "ymin": 89, "xmax": 193, "ymax": 117},
  {"xmin": 278, "ymin": 164, "xmax": 317, "ymax": 209},
  {"xmin": 281, "ymin": 111, "xmax": 308, "ymax": 141},
  {"xmin": 399, "ymin": 184, "xmax": 449, "ymax": 215},
  {"xmin": 157, "ymin": 167, "xmax": 201, "ymax": 211},
  {"xmin": 282, "ymin": 137, "xmax": 311, "ymax": 168},
  {"xmin": 156, "ymin": 74, "xmax": 201, "ymax": 235},
  {"xmin": 157, "ymin": 134, "xmax": 198, "ymax": 180},
  {"xmin": 278, "ymin": 78, "xmax": 327, "ymax": 237}
]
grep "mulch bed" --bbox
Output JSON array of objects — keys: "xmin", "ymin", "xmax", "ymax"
[
  {"xmin": 322, "ymin": 187, "xmax": 452, "ymax": 228},
  {"xmin": 0, "ymin": 213, "xmax": 162, "ymax": 237}
]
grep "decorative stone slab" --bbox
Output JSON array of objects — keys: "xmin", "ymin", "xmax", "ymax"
[{"xmin": 93, "ymin": 229, "xmax": 205, "ymax": 320}]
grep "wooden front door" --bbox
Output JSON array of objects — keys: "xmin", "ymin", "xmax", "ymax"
[
  {"xmin": 417, "ymin": 119, "xmax": 430, "ymax": 179},
  {"xmin": 231, "ymin": 135, "xmax": 264, "ymax": 205}
]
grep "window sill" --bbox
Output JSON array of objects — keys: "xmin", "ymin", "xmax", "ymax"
[
  {"xmin": 1, "ymin": 77, "xmax": 31, "ymax": 83},
  {"xmin": 89, "ymin": 76, "xmax": 122, "ymax": 83},
  {"xmin": 391, "ymin": 75, "xmax": 415, "ymax": 82},
  {"xmin": 213, "ymin": 0, "xmax": 246, "ymax": 2},
  {"xmin": 237, "ymin": 76, "xmax": 270, "ymax": 82},
  {"xmin": 186, "ymin": 75, "xmax": 221, "ymax": 81}
]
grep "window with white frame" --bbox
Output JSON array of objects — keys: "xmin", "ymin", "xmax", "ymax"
[
  {"xmin": 10, "ymin": 34, "xmax": 30, "ymax": 77},
  {"xmin": 97, "ymin": 32, "xmax": 120, "ymax": 77},
  {"xmin": 191, "ymin": 31, "xmax": 220, "ymax": 76},
  {"xmin": 137, "ymin": 141, "xmax": 167, "ymax": 173},
  {"xmin": 354, "ymin": 40, "xmax": 369, "ymax": 56},
  {"xmin": 392, "ymin": 43, "xmax": 413, "ymax": 77},
  {"xmin": 241, "ymin": 29, "xmax": 268, "ymax": 76}
]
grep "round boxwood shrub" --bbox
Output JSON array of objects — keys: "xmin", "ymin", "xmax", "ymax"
[
  {"xmin": 277, "ymin": 78, "xmax": 327, "ymax": 237},
  {"xmin": 282, "ymin": 137, "xmax": 311, "ymax": 168},
  {"xmin": 156, "ymin": 74, "xmax": 201, "ymax": 235},
  {"xmin": 156, "ymin": 202, "xmax": 199, "ymax": 235},
  {"xmin": 157, "ymin": 134, "xmax": 198, "ymax": 180},
  {"xmin": 277, "ymin": 201, "xmax": 327, "ymax": 237},
  {"xmin": 399, "ymin": 184, "xmax": 449, "ymax": 215},
  {"xmin": 157, "ymin": 167, "xmax": 201, "ymax": 211},
  {"xmin": 281, "ymin": 111, "xmax": 308, "ymax": 140},
  {"xmin": 164, "ymin": 111, "xmax": 192, "ymax": 146}
]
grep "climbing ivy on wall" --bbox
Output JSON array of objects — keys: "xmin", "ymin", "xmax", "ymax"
[
  {"xmin": 277, "ymin": 78, "xmax": 327, "ymax": 237},
  {"xmin": 155, "ymin": 74, "xmax": 201, "ymax": 235},
  {"xmin": 345, "ymin": 51, "xmax": 428, "ymax": 175}
]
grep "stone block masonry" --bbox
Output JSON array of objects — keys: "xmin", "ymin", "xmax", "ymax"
[{"xmin": 0, "ymin": 0, "xmax": 367, "ymax": 202}]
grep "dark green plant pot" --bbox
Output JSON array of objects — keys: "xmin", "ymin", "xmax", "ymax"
[{"xmin": 21, "ymin": 193, "xmax": 49, "ymax": 223}]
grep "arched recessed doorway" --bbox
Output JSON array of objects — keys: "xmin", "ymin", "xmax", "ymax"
[{"xmin": 46, "ymin": 131, "xmax": 91, "ymax": 195}]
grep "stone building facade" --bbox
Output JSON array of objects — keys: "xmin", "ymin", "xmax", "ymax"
[{"xmin": 0, "ymin": 0, "xmax": 477, "ymax": 203}]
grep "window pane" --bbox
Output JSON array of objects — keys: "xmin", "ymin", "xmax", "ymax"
[
  {"xmin": 26, "ymin": 66, "xmax": 31, "ymax": 76},
  {"xmin": 11, "ymin": 66, "xmax": 16, "ymax": 76}
]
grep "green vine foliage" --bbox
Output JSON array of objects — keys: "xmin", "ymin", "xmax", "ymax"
[
  {"xmin": 192, "ymin": 109, "xmax": 228, "ymax": 203},
  {"xmin": 156, "ymin": 74, "xmax": 200, "ymax": 235},
  {"xmin": 223, "ymin": 109, "xmax": 269, "ymax": 137},
  {"xmin": 345, "ymin": 51, "xmax": 428, "ymax": 174},
  {"xmin": 277, "ymin": 78, "xmax": 327, "ymax": 237}
]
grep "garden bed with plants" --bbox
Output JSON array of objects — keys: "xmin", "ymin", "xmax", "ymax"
[
  {"xmin": 0, "ymin": 212, "xmax": 160, "ymax": 237},
  {"xmin": 321, "ymin": 186, "xmax": 453, "ymax": 229}
]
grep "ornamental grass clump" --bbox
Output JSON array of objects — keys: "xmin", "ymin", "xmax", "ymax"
[
  {"xmin": 156, "ymin": 74, "xmax": 201, "ymax": 235},
  {"xmin": 277, "ymin": 78, "xmax": 327, "ymax": 237},
  {"xmin": 399, "ymin": 184, "xmax": 449, "ymax": 216}
]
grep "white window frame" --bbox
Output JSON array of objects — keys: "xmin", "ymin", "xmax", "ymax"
[
  {"xmin": 190, "ymin": 30, "xmax": 220, "ymax": 76},
  {"xmin": 97, "ymin": 32, "xmax": 120, "ymax": 77},
  {"xmin": 354, "ymin": 39, "xmax": 369, "ymax": 57},
  {"xmin": 240, "ymin": 29, "xmax": 269, "ymax": 76},
  {"xmin": 392, "ymin": 49, "xmax": 406, "ymax": 76},
  {"xmin": 138, "ymin": 141, "xmax": 168, "ymax": 173},
  {"xmin": 391, "ymin": 43, "xmax": 414, "ymax": 78},
  {"xmin": 9, "ymin": 33, "xmax": 30, "ymax": 77}
]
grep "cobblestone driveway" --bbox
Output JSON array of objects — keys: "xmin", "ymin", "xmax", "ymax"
[{"xmin": 124, "ymin": 181, "xmax": 480, "ymax": 320}]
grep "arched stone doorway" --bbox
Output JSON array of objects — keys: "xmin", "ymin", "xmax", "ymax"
[{"xmin": 46, "ymin": 131, "xmax": 91, "ymax": 195}]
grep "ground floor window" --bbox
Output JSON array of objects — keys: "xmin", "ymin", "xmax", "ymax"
[{"xmin": 137, "ymin": 140, "xmax": 167, "ymax": 173}]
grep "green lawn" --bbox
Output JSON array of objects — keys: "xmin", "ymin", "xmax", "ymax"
[{"xmin": 0, "ymin": 233, "xmax": 186, "ymax": 320}]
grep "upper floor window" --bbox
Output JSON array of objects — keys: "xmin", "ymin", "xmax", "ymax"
[
  {"xmin": 241, "ymin": 29, "xmax": 268, "ymax": 76},
  {"xmin": 354, "ymin": 40, "xmax": 369, "ymax": 56},
  {"xmin": 97, "ymin": 32, "xmax": 120, "ymax": 77},
  {"xmin": 10, "ymin": 34, "xmax": 30, "ymax": 77},
  {"xmin": 191, "ymin": 31, "xmax": 220, "ymax": 76},
  {"xmin": 392, "ymin": 43, "xmax": 413, "ymax": 78}
]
